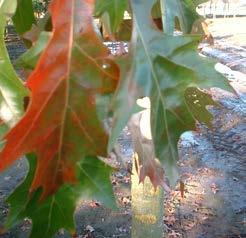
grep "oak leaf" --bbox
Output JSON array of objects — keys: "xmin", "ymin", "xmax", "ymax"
[
  {"xmin": 110, "ymin": 0, "xmax": 231, "ymax": 186},
  {"xmin": 0, "ymin": 0, "xmax": 119, "ymax": 199},
  {"xmin": 6, "ymin": 155, "xmax": 116, "ymax": 238},
  {"xmin": 95, "ymin": 0, "xmax": 128, "ymax": 33}
]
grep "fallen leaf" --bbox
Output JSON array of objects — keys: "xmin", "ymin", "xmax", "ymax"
[
  {"xmin": 85, "ymin": 225, "xmax": 95, "ymax": 233},
  {"xmin": 210, "ymin": 182, "xmax": 219, "ymax": 194},
  {"xmin": 180, "ymin": 181, "xmax": 185, "ymax": 198}
]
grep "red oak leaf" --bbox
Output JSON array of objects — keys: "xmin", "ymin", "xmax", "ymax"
[{"xmin": 0, "ymin": 0, "xmax": 119, "ymax": 199}]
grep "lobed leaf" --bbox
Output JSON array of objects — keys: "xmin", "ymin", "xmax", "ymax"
[
  {"xmin": 6, "ymin": 155, "xmax": 115, "ymax": 238},
  {"xmin": 7, "ymin": 159, "xmax": 79, "ymax": 238},
  {"xmin": 110, "ymin": 0, "xmax": 232, "ymax": 186},
  {"xmin": 95, "ymin": 0, "xmax": 128, "ymax": 33},
  {"xmin": 0, "ymin": 0, "xmax": 119, "ymax": 200},
  {"xmin": 76, "ymin": 155, "xmax": 116, "ymax": 209},
  {"xmin": 15, "ymin": 31, "xmax": 51, "ymax": 70},
  {"xmin": 160, "ymin": 0, "xmax": 207, "ymax": 34}
]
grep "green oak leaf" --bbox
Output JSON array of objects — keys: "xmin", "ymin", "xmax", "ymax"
[
  {"xmin": 15, "ymin": 31, "xmax": 50, "ymax": 70},
  {"xmin": 12, "ymin": 0, "xmax": 36, "ymax": 35},
  {"xmin": 5, "ymin": 154, "xmax": 37, "ymax": 228},
  {"xmin": 110, "ymin": 0, "xmax": 232, "ymax": 185},
  {"xmin": 108, "ymin": 55, "xmax": 142, "ymax": 153},
  {"xmin": 160, "ymin": 0, "xmax": 207, "ymax": 34},
  {"xmin": 5, "ymin": 155, "xmax": 116, "ymax": 237},
  {"xmin": 18, "ymin": 185, "xmax": 78, "ymax": 238},
  {"xmin": 77, "ymin": 156, "xmax": 116, "ymax": 209},
  {"xmin": 95, "ymin": 0, "xmax": 128, "ymax": 33},
  {"xmin": 0, "ymin": 0, "xmax": 28, "ymax": 128},
  {"xmin": 184, "ymin": 87, "xmax": 219, "ymax": 128}
]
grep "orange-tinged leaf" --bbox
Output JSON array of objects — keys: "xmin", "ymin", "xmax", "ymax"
[{"xmin": 0, "ymin": 0, "xmax": 119, "ymax": 199}]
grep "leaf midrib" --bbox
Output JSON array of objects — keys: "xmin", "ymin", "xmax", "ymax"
[
  {"xmin": 74, "ymin": 42, "xmax": 116, "ymax": 80},
  {"xmin": 54, "ymin": 1, "xmax": 75, "ymax": 184},
  {"xmin": 134, "ymin": 13, "xmax": 177, "ymax": 160}
]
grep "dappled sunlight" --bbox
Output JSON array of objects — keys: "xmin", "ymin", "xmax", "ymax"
[{"xmin": 0, "ymin": 101, "xmax": 12, "ymax": 124}]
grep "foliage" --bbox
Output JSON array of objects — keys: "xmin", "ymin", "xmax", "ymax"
[
  {"xmin": 12, "ymin": 0, "xmax": 36, "ymax": 35},
  {"xmin": 32, "ymin": 0, "xmax": 50, "ymax": 16},
  {"xmin": 0, "ymin": 0, "xmax": 231, "ymax": 237},
  {"xmin": 0, "ymin": 0, "xmax": 28, "ymax": 129},
  {"xmin": 95, "ymin": 0, "xmax": 128, "ymax": 33}
]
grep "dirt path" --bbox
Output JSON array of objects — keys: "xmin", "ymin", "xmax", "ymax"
[
  {"xmin": 207, "ymin": 18, "xmax": 246, "ymax": 47},
  {"xmin": 174, "ymin": 88, "xmax": 246, "ymax": 238},
  {"xmin": 201, "ymin": 17, "xmax": 246, "ymax": 73},
  {"xmin": 165, "ymin": 18, "xmax": 246, "ymax": 237}
]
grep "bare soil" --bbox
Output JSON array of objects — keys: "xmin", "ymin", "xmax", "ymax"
[{"xmin": 207, "ymin": 17, "xmax": 246, "ymax": 47}]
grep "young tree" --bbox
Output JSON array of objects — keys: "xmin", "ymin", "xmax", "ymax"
[{"xmin": 0, "ymin": 0, "xmax": 231, "ymax": 237}]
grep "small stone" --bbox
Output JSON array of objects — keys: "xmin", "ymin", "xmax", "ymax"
[
  {"xmin": 4, "ymin": 176, "xmax": 11, "ymax": 181},
  {"xmin": 85, "ymin": 225, "xmax": 95, "ymax": 233}
]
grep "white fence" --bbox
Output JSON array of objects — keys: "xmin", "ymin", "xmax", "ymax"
[{"xmin": 197, "ymin": 0, "xmax": 246, "ymax": 18}]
